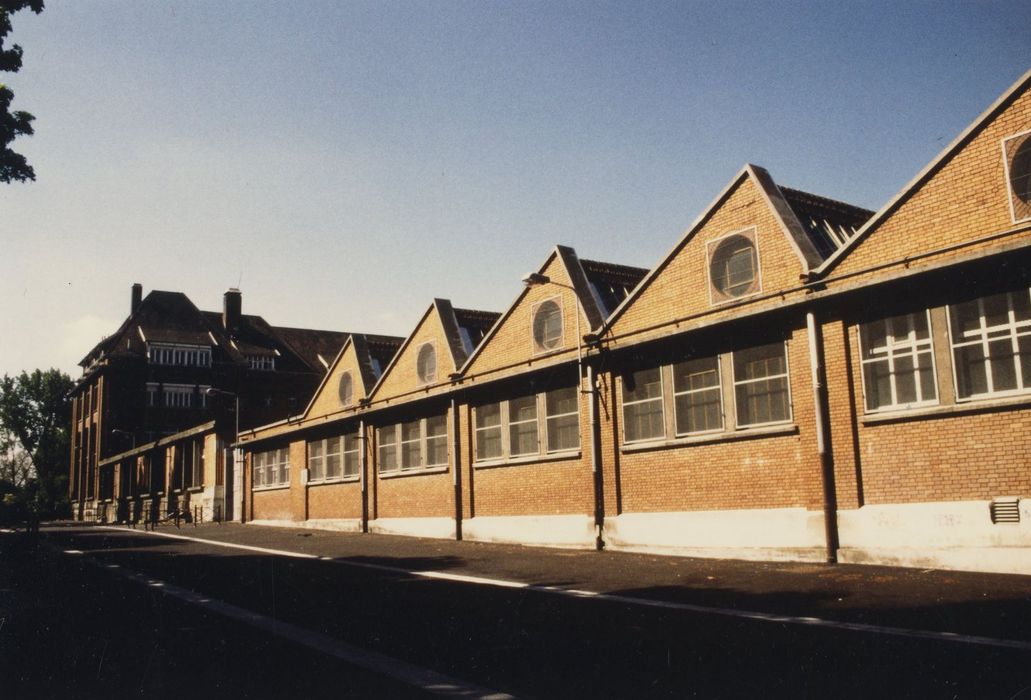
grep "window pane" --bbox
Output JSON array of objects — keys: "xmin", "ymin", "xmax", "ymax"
[
  {"xmin": 325, "ymin": 452, "xmax": 341, "ymax": 479},
  {"xmin": 509, "ymin": 396, "xmax": 539, "ymax": 456},
  {"xmin": 988, "ymin": 339, "xmax": 1018, "ymax": 392},
  {"xmin": 509, "ymin": 395, "xmax": 537, "ymax": 423},
  {"xmin": 402, "ymin": 439, "xmax": 423, "ymax": 469},
  {"xmin": 475, "ymin": 403, "xmax": 501, "ymax": 428},
  {"xmin": 953, "ymin": 344, "xmax": 988, "ymax": 399},
  {"xmin": 533, "ymin": 300, "xmax": 563, "ymax": 351},
  {"xmin": 624, "ymin": 399, "xmax": 664, "ymax": 442},
  {"xmin": 623, "ymin": 368, "xmax": 662, "ymax": 402},
  {"xmin": 546, "ymin": 387, "xmax": 579, "ymax": 452},
  {"xmin": 893, "ymin": 355, "xmax": 917, "ymax": 404},
  {"xmin": 545, "ymin": 387, "xmax": 578, "ymax": 417},
  {"xmin": 673, "ymin": 357, "xmax": 720, "ymax": 392},
  {"xmin": 735, "ymin": 377, "xmax": 789, "ymax": 426},
  {"xmin": 426, "ymin": 435, "xmax": 448, "ymax": 466},
  {"xmin": 401, "ymin": 420, "xmax": 421, "ymax": 442},
  {"xmin": 378, "ymin": 427, "xmax": 397, "ymax": 472},
  {"xmin": 426, "ymin": 415, "xmax": 447, "ymax": 438},
  {"xmin": 950, "ymin": 300, "xmax": 982, "ymax": 339},
  {"xmin": 476, "ymin": 426, "xmax": 502, "ymax": 460},
  {"xmin": 674, "ymin": 388, "xmax": 722, "ymax": 434},
  {"xmin": 862, "ymin": 358, "xmax": 892, "ymax": 410},
  {"xmin": 734, "ymin": 343, "xmax": 786, "ymax": 381}
]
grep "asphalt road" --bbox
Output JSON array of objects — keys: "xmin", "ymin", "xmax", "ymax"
[{"xmin": 3, "ymin": 523, "xmax": 1031, "ymax": 699}]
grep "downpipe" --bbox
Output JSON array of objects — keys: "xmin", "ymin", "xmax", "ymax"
[{"xmin": 807, "ymin": 311, "xmax": 839, "ymax": 563}]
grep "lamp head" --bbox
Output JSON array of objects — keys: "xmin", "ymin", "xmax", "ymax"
[{"xmin": 521, "ymin": 272, "xmax": 550, "ymax": 287}]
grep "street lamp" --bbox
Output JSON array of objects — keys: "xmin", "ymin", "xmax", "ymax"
[{"xmin": 205, "ymin": 387, "xmax": 238, "ymax": 522}]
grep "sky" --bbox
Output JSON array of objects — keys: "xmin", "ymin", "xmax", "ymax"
[{"xmin": 1, "ymin": 1, "xmax": 1029, "ymax": 379}]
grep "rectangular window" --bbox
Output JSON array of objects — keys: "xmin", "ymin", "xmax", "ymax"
[
  {"xmin": 949, "ymin": 289, "xmax": 1031, "ymax": 400},
  {"xmin": 474, "ymin": 403, "xmax": 503, "ymax": 461},
  {"xmin": 378, "ymin": 415, "xmax": 448, "ymax": 474},
  {"xmin": 149, "ymin": 343, "xmax": 212, "ymax": 367},
  {"xmin": 622, "ymin": 368, "xmax": 665, "ymax": 443},
  {"xmin": 188, "ymin": 440, "xmax": 203, "ymax": 488},
  {"xmin": 247, "ymin": 355, "xmax": 276, "ymax": 371},
  {"xmin": 308, "ymin": 438, "xmax": 326, "ymax": 481},
  {"xmin": 545, "ymin": 387, "xmax": 580, "ymax": 452},
  {"xmin": 733, "ymin": 342, "xmax": 791, "ymax": 427},
  {"xmin": 673, "ymin": 356, "xmax": 724, "ymax": 434},
  {"xmin": 377, "ymin": 426, "xmax": 398, "ymax": 473},
  {"xmin": 342, "ymin": 432, "xmax": 360, "ymax": 477},
  {"xmin": 253, "ymin": 447, "xmax": 289, "ymax": 488},
  {"xmin": 508, "ymin": 395, "xmax": 540, "ymax": 457},
  {"xmin": 859, "ymin": 311, "xmax": 938, "ymax": 411},
  {"xmin": 146, "ymin": 383, "xmax": 158, "ymax": 407}
]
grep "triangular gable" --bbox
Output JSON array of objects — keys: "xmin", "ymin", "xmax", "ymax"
[
  {"xmin": 301, "ymin": 333, "xmax": 403, "ymax": 420},
  {"xmin": 816, "ymin": 68, "xmax": 1031, "ymax": 279},
  {"xmin": 368, "ymin": 300, "xmax": 468, "ymax": 402},
  {"xmin": 460, "ymin": 245, "xmax": 603, "ymax": 378},
  {"xmin": 602, "ymin": 164, "xmax": 825, "ymax": 340}
]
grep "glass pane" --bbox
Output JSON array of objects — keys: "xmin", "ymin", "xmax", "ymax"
[
  {"xmin": 545, "ymin": 387, "xmax": 578, "ymax": 417},
  {"xmin": 1019, "ymin": 334, "xmax": 1031, "ymax": 388},
  {"xmin": 426, "ymin": 415, "xmax": 448, "ymax": 438},
  {"xmin": 510, "ymin": 415, "xmax": 540, "ymax": 456},
  {"xmin": 379, "ymin": 444, "xmax": 397, "ymax": 472},
  {"xmin": 981, "ymin": 292, "xmax": 1011, "ymax": 331},
  {"xmin": 343, "ymin": 450, "xmax": 359, "ymax": 477},
  {"xmin": 377, "ymin": 426, "xmax": 396, "ymax": 446},
  {"xmin": 475, "ymin": 403, "xmax": 501, "ymax": 428},
  {"xmin": 401, "ymin": 440, "xmax": 422, "ymax": 469},
  {"xmin": 734, "ymin": 342, "xmax": 786, "ymax": 382},
  {"xmin": 675, "ymin": 388, "xmax": 722, "ymax": 434},
  {"xmin": 476, "ymin": 426, "xmax": 502, "ymax": 460},
  {"xmin": 950, "ymin": 300, "xmax": 982, "ymax": 339},
  {"xmin": 893, "ymin": 355, "xmax": 917, "ymax": 404},
  {"xmin": 426, "ymin": 435, "xmax": 448, "ymax": 466},
  {"xmin": 672, "ymin": 356, "xmax": 719, "ymax": 392},
  {"xmin": 988, "ymin": 339, "xmax": 1017, "ymax": 392},
  {"xmin": 736, "ymin": 377, "xmax": 789, "ymax": 426},
  {"xmin": 325, "ymin": 453, "xmax": 341, "ymax": 479},
  {"xmin": 623, "ymin": 368, "xmax": 662, "ymax": 402},
  {"xmin": 547, "ymin": 414, "xmax": 580, "ymax": 452},
  {"xmin": 533, "ymin": 300, "xmax": 563, "ymax": 350},
  {"xmin": 862, "ymin": 360, "xmax": 892, "ymax": 410},
  {"xmin": 624, "ymin": 399, "xmax": 664, "ymax": 442},
  {"xmin": 1013, "ymin": 290, "xmax": 1031, "ymax": 323},
  {"xmin": 309, "ymin": 440, "xmax": 323, "ymax": 460},
  {"xmin": 918, "ymin": 362, "xmax": 937, "ymax": 403},
  {"xmin": 401, "ymin": 420, "xmax": 422, "ymax": 442},
  {"xmin": 510, "ymin": 395, "xmax": 538, "ymax": 423},
  {"xmin": 953, "ymin": 344, "xmax": 988, "ymax": 399}
]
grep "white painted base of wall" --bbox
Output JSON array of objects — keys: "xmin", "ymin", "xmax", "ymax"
[
  {"xmin": 369, "ymin": 517, "xmax": 456, "ymax": 540},
  {"xmin": 838, "ymin": 500, "xmax": 1031, "ymax": 575},
  {"xmin": 247, "ymin": 518, "xmax": 363, "ymax": 533},
  {"xmin": 463, "ymin": 514, "xmax": 596, "ymax": 548},
  {"xmin": 603, "ymin": 508, "xmax": 828, "ymax": 563}
]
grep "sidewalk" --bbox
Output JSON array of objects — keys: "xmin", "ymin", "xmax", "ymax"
[{"xmin": 57, "ymin": 519, "xmax": 1031, "ymax": 645}]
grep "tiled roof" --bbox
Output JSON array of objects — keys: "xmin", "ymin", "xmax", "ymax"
[{"xmin": 780, "ymin": 186, "xmax": 874, "ymax": 260}]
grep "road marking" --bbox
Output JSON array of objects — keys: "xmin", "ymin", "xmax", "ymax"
[
  {"xmin": 65, "ymin": 546, "xmax": 516, "ymax": 700},
  {"xmin": 95, "ymin": 526, "xmax": 1031, "ymax": 652}
]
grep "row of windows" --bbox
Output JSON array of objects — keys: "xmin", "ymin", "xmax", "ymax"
[
  {"xmin": 308, "ymin": 434, "xmax": 360, "ymax": 482},
  {"xmin": 859, "ymin": 288, "xmax": 1031, "ymax": 412},
  {"xmin": 620, "ymin": 341, "xmax": 792, "ymax": 444},
  {"xmin": 149, "ymin": 343, "xmax": 212, "ymax": 367},
  {"xmin": 253, "ymin": 447, "xmax": 290, "ymax": 488},
  {"xmin": 474, "ymin": 386, "xmax": 580, "ymax": 461},
  {"xmin": 247, "ymin": 355, "xmax": 276, "ymax": 371},
  {"xmin": 146, "ymin": 384, "xmax": 210, "ymax": 409}
]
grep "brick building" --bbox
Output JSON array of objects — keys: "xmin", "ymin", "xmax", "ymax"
[
  {"xmin": 69, "ymin": 285, "xmax": 348, "ymax": 521},
  {"xmin": 104, "ymin": 68, "xmax": 1031, "ymax": 575}
]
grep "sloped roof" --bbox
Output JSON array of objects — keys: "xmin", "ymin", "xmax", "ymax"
[
  {"xmin": 452, "ymin": 307, "xmax": 502, "ymax": 357},
  {"xmin": 780, "ymin": 187, "xmax": 873, "ymax": 260},
  {"xmin": 579, "ymin": 258, "xmax": 648, "ymax": 319}
]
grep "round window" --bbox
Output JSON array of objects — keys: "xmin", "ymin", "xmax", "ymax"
[
  {"xmin": 532, "ymin": 299, "xmax": 562, "ymax": 351},
  {"xmin": 338, "ymin": 372, "xmax": 353, "ymax": 407},
  {"xmin": 1009, "ymin": 136, "xmax": 1031, "ymax": 206},
  {"xmin": 709, "ymin": 235, "xmax": 758, "ymax": 299},
  {"xmin": 416, "ymin": 343, "xmax": 436, "ymax": 384}
]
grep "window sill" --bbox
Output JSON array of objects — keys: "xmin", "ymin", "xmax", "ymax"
[
  {"xmin": 474, "ymin": 450, "xmax": 582, "ymax": 470},
  {"xmin": 861, "ymin": 393, "xmax": 1031, "ymax": 425},
  {"xmin": 187, "ymin": 486, "xmax": 204, "ymax": 493},
  {"xmin": 252, "ymin": 484, "xmax": 290, "ymax": 493},
  {"xmin": 308, "ymin": 476, "xmax": 360, "ymax": 487},
  {"xmin": 379, "ymin": 465, "xmax": 449, "ymax": 480},
  {"xmin": 621, "ymin": 423, "xmax": 798, "ymax": 454}
]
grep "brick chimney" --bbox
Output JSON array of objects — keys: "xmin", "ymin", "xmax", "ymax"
[
  {"xmin": 223, "ymin": 288, "xmax": 242, "ymax": 331},
  {"xmin": 131, "ymin": 283, "xmax": 143, "ymax": 315}
]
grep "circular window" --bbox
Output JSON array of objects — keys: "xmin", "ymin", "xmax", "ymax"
[
  {"xmin": 416, "ymin": 343, "xmax": 436, "ymax": 384},
  {"xmin": 709, "ymin": 235, "xmax": 758, "ymax": 299},
  {"xmin": 338, "ymin": 372, "xmax": 353, "ymax": 407},
  {"xmin": 532, "ymin": 299, "xmax": 563, "ymax": 351},
  {"xmin": 1009, "ymin": 136, "xmax": 1031, "ymax": 206}
]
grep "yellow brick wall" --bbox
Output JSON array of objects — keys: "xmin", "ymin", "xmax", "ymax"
[
  {"xmin": 307, "ymin": 339, "xmax": 365, "ymax": 419},
  {"xmin": 372, "ymin": 306, "xmax": 457, "ymax": 403}
]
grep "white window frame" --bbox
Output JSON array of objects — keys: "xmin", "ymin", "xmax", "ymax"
[
  {"xmin": 672, "ymin": 355, "xmax": 725, "ymax": 436},
  {"xmin": 530, "ymin": 296, "xmax": 564, "ymax": 355},
  {"xmin": 706, "ymin": 227, "xmax": 762, "ymax": 306},
  {"xmin": 148, "ymin": 343, "xmax": 212, "ymax": 367},
  {"xmin": 858, "ymin": 311, "xmax": 939, "ymax": 413},
  {"xmin": 731, "ymin": 341, "xmax": 793, "ymax": 429},
  {"xmin": 247, "ymin": 355, "xmax": 276, "ymax": 371},
  {"xmin": 947, "ymin": 289, "xmax": 1031, "ymax": 401},
  {"xmin": 620, "ymin": 368, "xmax": 667, "ymax": 444}
]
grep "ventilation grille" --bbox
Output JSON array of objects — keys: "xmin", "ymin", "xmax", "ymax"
[{"xmin": 989, "ymin": 498, "xmax": 1021, "ymax": 524}]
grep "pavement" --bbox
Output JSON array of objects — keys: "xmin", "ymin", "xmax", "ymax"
[{"xmin": 3, "ymin": 521, "xmax": 1031, "ymax": 698}]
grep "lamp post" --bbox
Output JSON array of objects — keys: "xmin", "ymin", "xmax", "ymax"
[
  {"xmin": 205, "ymin": 387, "xmax": 238, "ymax": 522},
  {"xmin": 521, "ymin": 272, "xmax": 604, "ymax": 550}
]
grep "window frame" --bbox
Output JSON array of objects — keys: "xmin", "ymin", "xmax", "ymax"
[
  {"xmin": 620, "ymin": 367, "xmax": 667, "ymax": 445},
  {"xmin": 530, "ymin": 296, "xmax": 564, "ymax": 355},
  {"xmin": 473, "ymin": 387, "xmax": 581, "ymax": 464},
  {"xmin": 671, "ymin": 355, "xmax": 725, "ymax": 436},
  {"xmin": 946, "ymin": 289, "xmax": 1031, "ymax": 402},
  {"xmin": 731, "ymin": 341, "xmax": 793, "ymax": 429},
  {"xmin": 253, "ymin": 447, "xmax": 290, "ymax": 490},
  {"xmin": 377, "ymin": 413, "xmax": 450, "ymax": 476},
  {"xmin": 338, "ymin": 371, "xmax": 354, "ymax": 407},
  {"xmin": 706, "ymin": 227, "xmax": 762, "ymax": 306},
  {"xmin": 1002, "ymin": 128, "xmax": 1031, "ymax": 225},
  {"xmin": 416, "ymin": 342, "xmax": 437, "ymax": 386},
  {"xmin": 858, "ymin": 310, "xmax": 940, "ymax": 413}
]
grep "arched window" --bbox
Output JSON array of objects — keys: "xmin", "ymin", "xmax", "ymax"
[
  {"xmin": 416, "ymin": 343, "xmax": 436, "ymax": 384},
  {"xmin": 1005, "ymin": 132, "xmax": 1031, "ymax": 223},
  {"xmin": 532, "ymin": 299, "xmax": 562, "ymax": 352},
  {"xmin": 338, "ymin": 372, "xmax": 353, "ymax": 407}
]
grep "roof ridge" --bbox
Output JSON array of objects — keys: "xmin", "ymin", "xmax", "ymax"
[{"xmin": 779, "ymin": 185, "xmax": 875, "ymax": 216}]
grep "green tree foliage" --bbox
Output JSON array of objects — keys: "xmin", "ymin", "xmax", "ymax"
[
  {"xmin": 0, "ymin": 368, "xmax": 73, "ymax": 517},
  {"xmin": 0, "ymin": 0, "xmax": 43, "ymax": 184}
]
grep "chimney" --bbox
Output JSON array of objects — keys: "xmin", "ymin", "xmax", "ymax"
[
  {"xmin": 223, "ymin": 288, "xmax": 242, "ymax": 331},
  {"xmin": 131, "ymin": 283, "xmax": 143, "ymax": 315}
]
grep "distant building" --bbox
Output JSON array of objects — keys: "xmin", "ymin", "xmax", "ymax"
[{"xmin": 69, "ymin": 285, "xmax": 348, "ymax": 521}]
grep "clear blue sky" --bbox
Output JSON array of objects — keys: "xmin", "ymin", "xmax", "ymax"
[{"xmin": 1, "ymin": 1, "xmax": 1028, "ymax": 378}]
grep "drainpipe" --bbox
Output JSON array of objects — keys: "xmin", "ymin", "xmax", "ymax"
[
  {"xmin": 587, "ymin": 365, "xmax": 604, "ymax": 551},
  {"xmin": 359, "ymin": 419, "xmax": 368, "ymax": 533},
  {"xmin": 451, "ymin": 397, "xmax": 463, "ymax": 541},
  {"xmin": 807, "ymin": 311, "xmax": 839, "ymax": 563}
]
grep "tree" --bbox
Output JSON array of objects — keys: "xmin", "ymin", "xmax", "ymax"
[
  {"xmin": 0, "ymin": 368, "xmax": 73, "ymax": 516},
  {"xmin": 0, "ymin": 0, "xmax": 43, "ymax": 184}
]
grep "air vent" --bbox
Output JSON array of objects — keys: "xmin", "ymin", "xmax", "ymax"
[{"xmin": 989, "ymin": 498, "xmax": 1020, "ymax": 524}]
